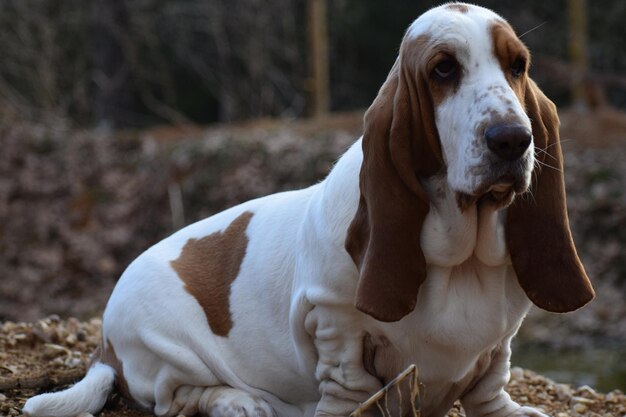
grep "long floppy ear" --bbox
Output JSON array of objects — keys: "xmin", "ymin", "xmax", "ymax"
[
  {"xmin": 506, "ymin": 79, "xmax": 594, "ymax": 312},
  {"xmin": 345, "ymin": 43, "xmax": 442, "ymax": 322}
]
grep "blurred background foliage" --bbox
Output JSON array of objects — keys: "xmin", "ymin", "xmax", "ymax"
[{"xmin": 0, "ymin": 0, "xmax": 625, "ymax": 127}]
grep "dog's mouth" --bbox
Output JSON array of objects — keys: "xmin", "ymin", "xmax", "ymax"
[
  {"xmin": 484, "ymin": 181, "xmax": 516, "ymax": 205},
  {"xmin": 456, "ymin": 175, "xmax": 528, "ymax": 211}
]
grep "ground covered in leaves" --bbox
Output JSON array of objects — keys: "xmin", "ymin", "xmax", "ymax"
[{"xmin": 0, "ymin": 317, "xmax": 625, "ymax": 417}]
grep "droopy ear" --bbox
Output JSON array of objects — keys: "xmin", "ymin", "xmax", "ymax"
[
  {"xmin": 345, "ymin": 45, "xmax": 443, "ymax": 322},
  {"xmin": 506, "ymin": 79, "xmax": 594, "ymax": 312}
]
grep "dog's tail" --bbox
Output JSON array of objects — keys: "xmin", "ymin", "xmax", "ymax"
[{"xmin": 22, "ymin": 362, "xmax": 115, "ymax": 417}]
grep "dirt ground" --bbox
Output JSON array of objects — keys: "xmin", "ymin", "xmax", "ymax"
[{"xmin": 1, "ymin": 317, "xmax": 625, "ymax": 417}]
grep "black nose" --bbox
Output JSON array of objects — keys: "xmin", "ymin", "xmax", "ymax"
[{"xmin": 485, "ymin": 124, "xmax": 532, "ymax": 161}]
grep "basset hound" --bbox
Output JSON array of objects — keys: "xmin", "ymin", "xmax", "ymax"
[{"xmin": 24, "ymin": 3, "xmax": 594, "ymax": 417}]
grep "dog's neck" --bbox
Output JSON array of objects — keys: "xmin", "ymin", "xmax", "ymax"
[{"xmin": 421, "ymin": 175, "xmax": 510, "ymax": 268}]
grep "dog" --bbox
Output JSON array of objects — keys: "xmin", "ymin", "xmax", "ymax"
[{"xmin": 24, "ymin": 3, "xmax": 594, "ymax": 417}]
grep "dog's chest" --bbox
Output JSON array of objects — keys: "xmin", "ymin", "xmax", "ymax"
[
  {"xmin": 383, "ymin": 260, "xmax": 525, "ymax": 370},
  {"xmin": 364, "ymin": 261, "xmax": 530, "ymax": 415},
  {"xmin": 362, "ymin": 181, "xmax": 531, "ymax": 405}
]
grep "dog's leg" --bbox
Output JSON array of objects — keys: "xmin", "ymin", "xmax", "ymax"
[
  {"xmin": 163, "ymin": 385, "xmax": 275, "ymax": 417},
  {"xmin": 460, "ymin": 337, "xmax": 549, "ymax": 417},
  {"xmin": 306, "ymin": 306, "xmax": 382, "ymax": 417},
  {"xmin": 198, "ymin": 386, "xmax": 275, "ymax": 417}
]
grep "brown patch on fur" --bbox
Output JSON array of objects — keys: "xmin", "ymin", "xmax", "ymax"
[
  {"xmin": 428, "ymin": 54, "xmax": 462, "ymax": 107},
  {"xmin": 346, "ymin": 32, "xmax": 444, "ymax": 322},
  {"xmin": 362, "ymin": 333, "xmax": 399, "ymax": 384},
  {"xmin": 490, "ymin": 19, "xmax": 594, "ymax": 312},
  {"xmin": 490, "ymin": 22, "xmax": 530, "ymax": 104},
  {"xmin": 506, "ymin": 80, "xmax": 594, "ymax": 312},
  {"xmin": 456, "ymin": 192, "xmax": 479, "ymax": 212},
  {"xmin": 402, "ymin": 35, "xmax": 461, "ymax": 108},
  {"xmin": 101, "ymin": 339, "xmax": 131, "ymax": 399},
  {"xmin": 362, "ymin": 333, "xmax": 377, "ymax": 380},
  {"xmin": 362, "ymin": 334, "xmax": 410, "ymax": 415},
  {"xmin": 445, "ymin": 3, "xmax": 469, "ymax": 13},
  {"xmin": 171, "ymin": 211, "xmax": 253, "ymax": 336}
]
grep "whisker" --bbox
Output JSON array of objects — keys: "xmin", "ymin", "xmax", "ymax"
[
  {"xmin": 535, "ymin": 148, "xmax": 557, "ymax": 161},
  {"xmin": 519, "ymin": 21, "xmax": 548, "ymax": 38},
  {"xmin": 542, "ymin": 140, "xmax": 567, "ymax": 148},
  {"xmin": 534, "ymin": 139, "xmax": 572, "ymax": 160},
  {"xmin": 535, "ymin": 158, "xmax": 555, "ymax": 169},
  {"xmin": 544, "ymin": 139, "xmax": 572, "ymax": 151},
  {"xmin": 519, "ymin": 184, "xmax": 536, "ymax": 205},
  {"xmin": 535, "ymin": 147, "xmax": 558, "ymax": 161},
  {"xmin": 535, "ymin": 159, "xmax": 562, "ymax": 173},
  {"xmin": 529, "ymin": 168, "xmax": 540, "ymax": 205}
]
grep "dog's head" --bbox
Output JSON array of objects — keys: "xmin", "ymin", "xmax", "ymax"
[{"xmin": 346, "ymin": 3, "xmax": 594, "ymax": 322}]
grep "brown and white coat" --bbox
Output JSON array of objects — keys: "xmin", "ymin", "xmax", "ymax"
[{"xmin": 24, "ymin": 3, "xmax": 594, "ymax": 417}]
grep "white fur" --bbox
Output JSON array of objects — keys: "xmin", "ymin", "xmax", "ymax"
[
  {"xmin": 409, "ymin": 4, "xmax": 534, "ymax": 195},
  {"xmin": 25, "ymin": 4, "xmax": 549, "ymax": 417},
  {"xmin": 23, "ymin": 363, "xmax": 115, "ymax": 417}
]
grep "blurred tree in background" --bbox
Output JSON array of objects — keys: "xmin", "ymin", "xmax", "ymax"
[{"xmin": 0, "ymin": 0, "xmax": 624, "ymax": 127}]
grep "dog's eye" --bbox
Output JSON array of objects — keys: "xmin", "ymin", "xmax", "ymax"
[
  {"xmin": 433, "ymin": 59, "xmax": 458, "ymax": 80},
  {"xmin": 511, "ymin": 58, "xmax": 526, "ymax": 78}
]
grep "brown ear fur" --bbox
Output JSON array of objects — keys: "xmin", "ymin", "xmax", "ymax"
[
  {"xmin": 345, "ymin": 38, "xmax": 442, "ymax": 322},
  {"xmin": 506, "ymin": 79, "xmax": 594, "ymax": 312}
]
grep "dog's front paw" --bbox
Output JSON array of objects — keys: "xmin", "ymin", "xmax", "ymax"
[
  {"xmin": 507, "ymin": 405, "xmax": 550, "ymax": 417},
  {"xmin": 199, "ymin": 387, "xmax": 274, "ymax": 417}
]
